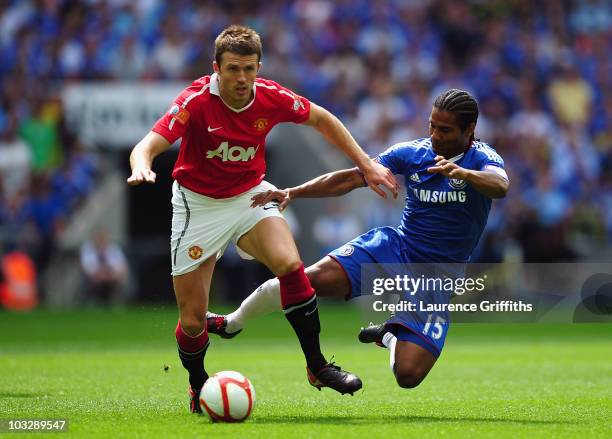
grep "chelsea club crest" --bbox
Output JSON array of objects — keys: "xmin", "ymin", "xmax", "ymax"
[
  {"xmin": 448, "ymin": 178, "xmax": 467, "ymax": 190},
  {"xmin": 338, "ymin": 244, "xmax": 354, "ymax": 256}
]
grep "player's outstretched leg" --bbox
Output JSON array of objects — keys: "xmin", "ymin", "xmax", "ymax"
[
  {"xmin": 237, "ymin": 218, "xmax": 362, "ymax": 395},
  {"xmin": 209, "ymin": 256, "xmax": 351, "ymax": 337},
  {"xmin": 206, "ymin": 278, "xmax": 282, "ymax": 336},
  {"xmin": 206, "ymin": 274, "xmax": 361, "ymax": 394},
  {"xmin": 359, "ymin": 322, "xmax": 437, "ymax": 389}
]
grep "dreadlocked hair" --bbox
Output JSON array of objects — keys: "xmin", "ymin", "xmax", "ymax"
[{"xmin": 433, "ymin": 89, "xmax": 479, "ymax": 140}]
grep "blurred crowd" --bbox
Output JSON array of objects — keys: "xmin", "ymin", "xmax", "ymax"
[
  {"xmin": 1, "ymin": 0, "xmax": 611, "ymax": 277},
  {"xmin": 0, "ymin": 92, "xmax": 98, "ymax": 277}
]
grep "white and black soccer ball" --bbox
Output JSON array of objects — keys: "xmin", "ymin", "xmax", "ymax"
[{"xmin": 199, "ymin": 371, "xmax": 255, "ymax": 422}]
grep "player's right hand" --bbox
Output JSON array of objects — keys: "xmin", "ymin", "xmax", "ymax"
[
  {"xmin": 127, "ymin": 167, "xmax": 157, "ymax": 185},
  {"xmin": 250, "ymin": 189, "xmax": 292, "ymax": 211},
  {"xmin": 361, "ymin": 160, "xmax": 399, "ymax": 199}
]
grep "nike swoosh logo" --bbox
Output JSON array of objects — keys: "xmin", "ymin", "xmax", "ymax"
[
  {"xmin": 305, "ymin": 306, "xmax": 318, "ymax": 316},
  {"xmin": 208, "ymin": 126, "xmax": 222, "ymax": 132},
  {"xmin": 263, "ymin": 203, "xmax": 279, "ymax": 210}
]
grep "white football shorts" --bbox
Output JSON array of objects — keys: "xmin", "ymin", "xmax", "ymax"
[{"xmin": 170, "ymin": 180, "xmax": 284, "ymax": 276}]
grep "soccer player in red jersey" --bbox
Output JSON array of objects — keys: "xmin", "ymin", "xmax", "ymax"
[{"xmin": 127, "ymin": 25, "xmax": 398, "ymax": 412}]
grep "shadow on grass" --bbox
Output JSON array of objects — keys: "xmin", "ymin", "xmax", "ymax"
[
  {"xmin": 252, "ymin": 415, "xmax": 578, "ymax": 426},
  {"xmin": 0, "ymin": 392, "xmax": 39, "ymax": 398}
]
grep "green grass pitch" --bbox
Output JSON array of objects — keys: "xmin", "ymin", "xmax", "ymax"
[{"xmin": 1, "ymin": 302, "xmax": 610, "ymax": 438}]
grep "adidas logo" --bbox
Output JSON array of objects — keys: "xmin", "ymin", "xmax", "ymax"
[{"xmin": 410, "ymin": 173, "xmax": 421, "ymax": 183}]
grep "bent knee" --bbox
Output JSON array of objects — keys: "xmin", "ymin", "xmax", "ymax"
[
  {"xmin": 305, "ymin": 257, "xmax": 350, "ymax": 298},
  {"xmin": 394, "ymin": 367, "xmax": 428, "ymax": 389},
  {"xmin": 305, "ymin": 264, "xmax": 323, "ymax": 290},
  {"xmin": 180, "ymin": 314, "xmax": 206, "ymax": 336}
]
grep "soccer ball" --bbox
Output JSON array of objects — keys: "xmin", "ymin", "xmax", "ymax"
[{"xmin": 199, "ymin": 371, "xmax": 255, "ymax": 422}]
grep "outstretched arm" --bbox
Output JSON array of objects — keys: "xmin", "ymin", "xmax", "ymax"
[
  {"xmin": 304, "ymin": 103, "xmax": 399, "ymax": 199},
  {"xmin": 127, "ymin": 131, "xmax": 172, "ymax": 185},
  {"xmin": 251, "ymin": 168, "xmax": 366, "ymax": 211}
]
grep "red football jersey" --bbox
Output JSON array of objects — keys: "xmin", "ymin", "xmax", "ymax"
[{"xmin": 152, "ymin": 74, "xmax": 311, "ymax": 198}]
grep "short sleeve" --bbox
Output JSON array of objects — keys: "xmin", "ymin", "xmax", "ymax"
[
  {"xmin": 265, "ymin": 81, "xmax": 311, "ymax": 124},
  {"xmin": 479, "ymin": 146, "xmax": 504, "ymax": 168},
  {"xmin": 376, "ymin": 143, "xmax": 411, "ymax": 175},
  {"xmin": 477, "ymin": 146, "xmax": 508, "ymax": 180},
  {"xmin": 151, "ymin": 82, "xmax": 203, "ymax": 143}
]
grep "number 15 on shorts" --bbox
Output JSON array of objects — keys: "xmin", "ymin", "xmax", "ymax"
[{"xmin": 423, "ymin": 314, "xmax": 447, "ymax": 340}]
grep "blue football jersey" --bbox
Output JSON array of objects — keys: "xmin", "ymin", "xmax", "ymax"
[{"xmin": 377, "ymin": 137, "xmax": 506, "ymax": 262}]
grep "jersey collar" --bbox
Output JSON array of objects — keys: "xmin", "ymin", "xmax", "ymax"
[
  {"xmin": 431, "ymin": 138, "xmax": 472, "ymax": 163},
  {"xmin": 210, "ymin": 72, "xmax": 257, "ymax": 113},
  {"xmin": 447, "ymin": 152, "xmax": 465, "ymax": 163}
]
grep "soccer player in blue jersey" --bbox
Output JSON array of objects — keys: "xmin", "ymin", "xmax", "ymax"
[{"xmin": 207, "ymin": 89, "xmax": 509, "ymax": 389}]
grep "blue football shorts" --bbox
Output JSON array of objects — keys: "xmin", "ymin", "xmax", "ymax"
[{"xmin": 329, "ymin": 226, "xmax": 449, "ymax": 358}]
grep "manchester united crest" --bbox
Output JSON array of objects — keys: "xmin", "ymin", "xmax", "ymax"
[
  {"xmin": 253, "ymin": 118, "xmax": 268, "ymax": 131},
  {"xmin": 188, "ymin": 245, "xmax": 203, "ymax": 260}
]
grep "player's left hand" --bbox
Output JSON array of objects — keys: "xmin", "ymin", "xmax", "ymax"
[
  {"xmin": 427, "ymin": 155, "xmax": 470, "ymax": 180},
  {"xmin": 361, "ymin": 160, "xmax": 399, "ymax": 199},
  {"xmin": 250, "ymin": 189, "xmax": 292, "ymax": 211}
]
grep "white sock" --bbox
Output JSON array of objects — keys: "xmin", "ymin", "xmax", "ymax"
[
  {"xmin": 382, "ymin": 332, "xmax": 397, "ymax": 371},
  {"xmin": 226, "ymin": 278, "xmax": 281, "ymax": 333}
]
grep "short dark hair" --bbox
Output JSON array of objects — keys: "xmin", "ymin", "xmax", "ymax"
[
  {"xmin": 433, "ymin": 89, "xmax": 479, "ymax": 132},
  {"xmin": 214, "ymin": 25, "xmax": 262, "ymax": 66}
]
